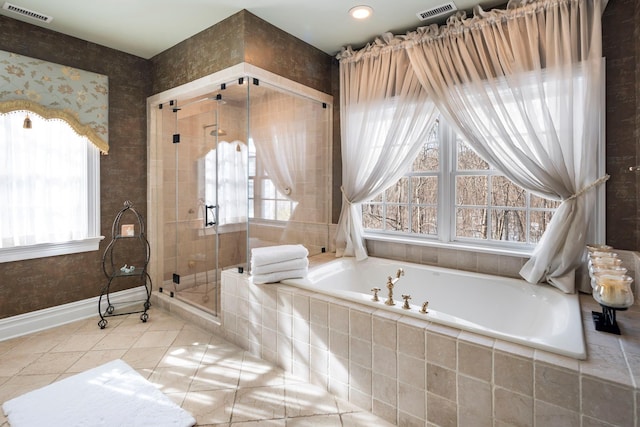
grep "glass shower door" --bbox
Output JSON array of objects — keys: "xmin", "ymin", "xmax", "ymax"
[{"xmin": 168, "ymin": 96, "xmax": 220, "ymax": 315}]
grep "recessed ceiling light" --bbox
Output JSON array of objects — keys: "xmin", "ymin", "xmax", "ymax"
[{"xmin": 349, "ymin": 5, "xmax": 373, "ymax": 20}]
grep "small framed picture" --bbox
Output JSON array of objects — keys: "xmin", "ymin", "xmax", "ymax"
[{"xmin": 121, "ymin": 224, "xmax": 135, "ymax": 237}]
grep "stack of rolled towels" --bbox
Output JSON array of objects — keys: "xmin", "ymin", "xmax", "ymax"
[{"xmin": 251, "ymin": 244, "xmax": 309, "ymax": 284}]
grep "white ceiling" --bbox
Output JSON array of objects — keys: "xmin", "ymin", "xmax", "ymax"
[{"xmin": 0, "ymin": 0, "xmax": 505, "ymax": 59}]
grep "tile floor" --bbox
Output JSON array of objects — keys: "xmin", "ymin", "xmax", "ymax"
[{"xmin": 0, "ymin": 308, "xmax": 393, "ymax": 427}]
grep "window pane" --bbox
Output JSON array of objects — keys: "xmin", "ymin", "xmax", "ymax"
[
  {"xmin": 457, "ymin": 138, "xmax": 489, "ymax": 170},
  {"xmin": 530, "ymin": 193, "xmax": 561, "ymax": 209},
  {"xmin": 456, "ymin": 176, "xmax": 488, "ymax": 206},
  {"xmin": 276, "ymin": 201, "xmax": 291, "ymax": 221},
  {"xmin": 491, "ymin": 209, "xmax": 527, "ymax": 241},
  {"xmin": 412, "ymin": 141, "xmax": 439, "ymax": 171},
  {"xmin": 362, "ymin": 203, "xmax": 383, "ymax": 230},
  {"xmin": 385, "ymin": 177, "xmax": 408, "ymax": 204},
  {"xmin": 411, "ymin": 206, "xmax": 437, "ymax": 235},
  {"xmin": 263, "ymin": 200, "xmax": 275, "ymax": 220},
  {"xmin": 455, "ymin": 208, "xmax": 488, "ymax": 239},
  {"xmin": 385, "ymin": 205, "xmax": 409, "ymax": 232},
  {"xmin": 412, "ymin": 176, "xmax": 438, "ymax": 205},
  {"xmin": 262, "ymin": 180, "xmax": 276, "ymax": 198},
  {"xmin": 491, "ymin": 176, "xmax": 526, "ymax": 207},
  {"xmin": 369, "ymin": 192, "xmax": 383, "ymax": 203},
  {"xmin": 530, "ymin": 210, "xmax": 554, "ymax": 243}
]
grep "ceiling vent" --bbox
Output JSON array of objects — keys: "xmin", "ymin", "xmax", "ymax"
[
  {"xmin": 416, "ymin": 1, "xmax": 457, "ymax": 21},
  {"xmin": 2, "ymin": 2, "xmax": 53, "ymax": 23}
]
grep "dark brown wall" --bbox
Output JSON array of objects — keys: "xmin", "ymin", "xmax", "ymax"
[
  {"xmin": 150, "ymin": 10, "xmax": 333, "ymax": 96},
  {"xmin": 603, "ymin": 0, "xmax": 640, "ymax": 250},
  {"xmin": 150, "ymin": 12, "xmax": 245, "ymax": 95},
  {"xmin": 0, "ymin": 16, "xmax": 151, "ymax": 319}
]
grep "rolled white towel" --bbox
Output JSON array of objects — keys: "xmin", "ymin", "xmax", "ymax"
[
  {"xmin": 252, "ymin": 268, "xmax": 308, "ymax": 284},
  {"xmin": 251, "ymin": 244, "xmax": 309, "ymax": 267},
  {"xmin": 252, "ymin": 257, "xmax": 309, "ymax": 276}
]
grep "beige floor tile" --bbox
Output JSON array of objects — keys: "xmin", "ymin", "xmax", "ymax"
[
  {"xmin": 285, "ymin": 382, "xmax": 339, "ymax": 418},
  {"xmin": 0, "ymin": 352, "xmax": 41, "ymax": 377},
  {"xmin": 65, "ymin": 349, "xmax": 128, "ymax": 373},
  {"xmin": 173, "ymin": 324, "xmax": 215, "ymax": 347},
  {"xmin": 190, "ymin": 364, "xmax": 241, "ymax": 392},
  {"xmin": 93, "ymin": 330, "xmax": 142, "ymax": 350},
  {"xmin": 239, "ymin": 355, "xmax": 286, "ymax": 388},
  {"xmin": 19, "ymin": 351, "xmax": 84, "ymax": 375},
  {"xmin": 50, "ymin": 332, "xmax": 105, "ymax": 352},
  {"xmin": 158, "ymin": 344, "xmax": 208, "ymax": 369},
  {"xmin": 231, "ymin": 420, "xmax": 285, "ymax": 427},
  {"xmin": 201, "ymin": 343, "xmax": 245, "ymax": 365},
  {"xmin": 148, "ymin": 365, "xmax": 198, "ymax": 394},
  {"xmin": 232, "ymin": 386, "xmax": 286, "ymax": 423},
  {"xmin": 0, "ymin": 336, "xmax": 28, "ymax": 355},
  {"xmin": 132, "ymin": 329, "xmax": 180, "ymax": 348},
  {"xmin": 182, "ymin": 389, "xmax": 236, "ymax": 425},
  {"xmin": 121, "ymin": 346, "xmax": 167, "ymax": 369},
  {"xmin": 5, "ymin": 334, "xmax": 63, "ymax": 355},
  {"xmin": 286, "ymin": 414, "xmax": 342, "ymax": 426}
]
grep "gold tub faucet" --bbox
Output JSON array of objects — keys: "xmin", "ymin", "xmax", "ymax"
[{"xmin": 384, "ymin": 268, "xmax": 405, "ymax": 306}]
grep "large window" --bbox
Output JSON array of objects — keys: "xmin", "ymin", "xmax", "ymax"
[
  {"xmin": 362, "ymin": 118, "xmax": 561, "ymax": 249},
  {"xmin": 0, "ymin": 111, "xmax": 101, "ymax": 262}
]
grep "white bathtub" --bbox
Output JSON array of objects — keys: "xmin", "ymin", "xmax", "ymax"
[{"xmin": 282, "ymin": 257, "xmax": 586, "ymax": 359}]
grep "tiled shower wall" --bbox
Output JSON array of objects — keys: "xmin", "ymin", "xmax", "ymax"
[{"xmin": 217, "ymin": 270, "xmax": 639, "ymax": 427}]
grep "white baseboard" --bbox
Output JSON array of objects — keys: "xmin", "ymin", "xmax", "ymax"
[{"xmin": 0, "ymin": 287, "xmax": 148, "ymax": 342}]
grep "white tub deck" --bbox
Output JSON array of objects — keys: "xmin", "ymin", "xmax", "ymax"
[{"xmin": 283, "ymin": 257, "xmax": 586, "ymax": 359}]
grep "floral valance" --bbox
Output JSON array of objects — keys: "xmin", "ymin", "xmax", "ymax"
[{"xmin": 0, "ymin": 50, "xmax": 109, "ymax": 153}]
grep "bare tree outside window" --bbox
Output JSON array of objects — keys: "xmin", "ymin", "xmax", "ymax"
[{"xmin": 362, "ymin": 118, "xmax": 558, "ymax": 246}]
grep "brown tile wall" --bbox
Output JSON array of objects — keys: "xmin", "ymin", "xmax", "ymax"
[
  {"xmin": 150, "ymin": 10, "xmax": 333, "ymax": 98},
  {"xmin": 0, "ymin": 16, "xmax": 151, "ymax": 319},
  {"xmin": 603, "ymin": 0, "xmax": 640, "ymax": 250}
]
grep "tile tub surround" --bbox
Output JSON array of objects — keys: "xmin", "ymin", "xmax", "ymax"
[{"xmin": 219, "ymin": 269, "xmax": 640, "ymax": 427}]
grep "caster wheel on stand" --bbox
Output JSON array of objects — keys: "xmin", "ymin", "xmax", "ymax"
[{"xmin": 98, "ymin": 319, "xmax": 108, "ymax": 329}]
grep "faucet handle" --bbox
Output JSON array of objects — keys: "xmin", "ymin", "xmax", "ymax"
[
  {"xmin": 401, "ymin": 294, "xmax": 411, "ymax": 310},
  {"xmin": 371, "ymin": 287, "xmax": 381, "ymax": 302},
  {"xmin": 420, "ymin": 301, "xmax": 429, "ymax": 314},
  {"xmin": 396, "ymin": 268, "xmax": 404, "ymax": 279}
]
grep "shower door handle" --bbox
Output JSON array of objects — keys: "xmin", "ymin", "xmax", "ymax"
[{"xmin": 205, "ymin": 204, "xmax": 217, "ymax": 227}]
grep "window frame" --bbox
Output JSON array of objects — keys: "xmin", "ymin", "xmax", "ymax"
[
  {"xmin": 0, "ymin": 112, "xmax": 103, "ymax": 263},
  {"xmin": 363, "ymin": 110, "xmax": 606, "ymax": 256}
]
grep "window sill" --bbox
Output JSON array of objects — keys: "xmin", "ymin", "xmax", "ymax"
[
  {"xmin": 363, "ymin": 232, "xmax": 533, "ymax": 258},
  {"xmin": 0, "ymin": 237, "xmax": 105, "ymax": 263}
]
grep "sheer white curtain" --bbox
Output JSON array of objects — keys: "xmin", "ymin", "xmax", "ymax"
[
  {"xmin": 0, "ymin": 111, "xmax": 92, "ymax": 248},
  {"xmin": 251, "ymin": 90, "xmax": 308, "ymax": 222},
  {"xmin": 203, "ymin": 140, "xmax": 248, "ymax": 225},
  {"xmin": 336, "ymin": 42, "xmax": 438, "ymax": 259},
  {"xmin": 406, "ymin": 0, "xmax": 606, "ymax": 292}
]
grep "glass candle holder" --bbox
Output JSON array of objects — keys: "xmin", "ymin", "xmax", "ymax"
[
  {"xmin": 588, "ymin": 256, "xmax": 623, "ymax": 276},
  {"xmin": 586, "ymin": 244, "xmax": 613, "ymax": 253},
  {"xmin": 590, "ymin": 266, "xmax": 628, "ymax": 288},
  {"xmin": 593, "ymin": 274, "xmax": 634, "ymax": 308},
  {"xmin": 589, "ymin": 251, "xmax": 618, "ymax": 259}
]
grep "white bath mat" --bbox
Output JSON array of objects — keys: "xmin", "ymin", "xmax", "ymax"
[{"xmin": 2, "ymin": 359, "xmax": 196, "ymax": 427}]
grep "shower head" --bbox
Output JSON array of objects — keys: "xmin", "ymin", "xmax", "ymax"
[{"xmin": 204, "ymin": 123, "xmax": 227, "ymax": 137}]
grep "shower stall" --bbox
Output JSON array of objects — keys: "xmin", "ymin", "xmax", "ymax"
[{"xmin": 147, "ymin": 65, "xmax": 332, "ymax": 316}]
